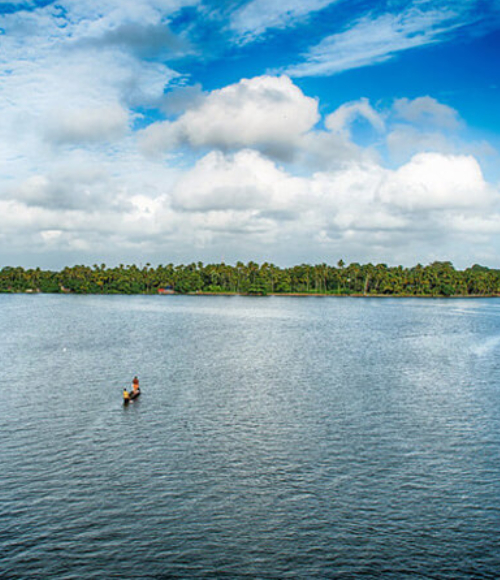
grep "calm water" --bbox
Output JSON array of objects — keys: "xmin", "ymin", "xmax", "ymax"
[{"xmin": 1, "ymin": 295, "xmax": 500, "ymax": 579}]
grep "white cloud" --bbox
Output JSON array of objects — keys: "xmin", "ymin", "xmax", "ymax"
[
  {"xmin": 282, "ymin": 7, "xmax": 466, "ymax": 77},
  {"xmin": 61, "ymin": 0, "xmax": 198, "ymax": 34},
  {"xmin": 0, "ymin": 1, "xmax": 185, "ymax": 121},
  {"xmin": 0, "ymin": 39, "xmax": 177, "ymax": 117},
  {"xmin": 326, "ymin": 98, "xmax": 385, "ymax": 135},
  {"xmin": 385, "ymin": 97, "xmax": 497, "ymax": 165},
  {"xmin": 310, "ymin": 162, "xmax": 406, "ymax": 232},
  {"xmin": 379, "ymin": 153, "xmax": 493, "ymax": 210},
  {"xmin": 11, "ymin": 163, "xmax": 114, "ymax": 210},
  {"xmin": 140, "ymin": 75, "xmax": 320, "ymax": 157},
  {"xmin": 2, "ymin": 143, "xmax": 499, "ymax": 266},
  {"xmin": 386, "ymin": 125, "xmax": 455, "ymax": 162},
  {"xmin": 171, "ymin": 149, "xmax": 306, "ymax": 212},
  {"xmin": 229, "ymin": 0, "xmax": 339, "ymax": 44},
  {"xmin": 141, "ymin": 75, "xmax": 377, "ymax": 170},
  {"xmin": 0, "ymin": 0, "xmax": 185, "ymax": 257},
  {"xmin": 0, "ymin": 2, "xmax": 183, "ymax": 193},
  {"xmin": 297, "ymin": 130, "xmax": 375, "ymax": 171},
  {"xmin": 169, "ymin": 148, "xmax": 498, "ymax": 250},
  {"xmin": 448, "ymin": 214, "xmax": 500, "ymax": 234},
  {"xmin": 0, "ymin": 2, "xmax": 499, "ymax": 268},
  {"xmin": 45, "ymin": 105, "xmax": 130, "ymax": 144},
  {"xmin": 393, "ymin": 96, "xmax": 460, "ymax": 130}
]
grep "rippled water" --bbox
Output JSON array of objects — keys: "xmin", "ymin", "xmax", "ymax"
[{"xmin": 1, "ymin": 295, "xmax": 500, "ymax": 578}]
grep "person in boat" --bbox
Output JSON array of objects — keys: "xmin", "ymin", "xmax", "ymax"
[
  {"xmin": 123, "ymin": 388, "xmax": 130, "ymax": 402},
  {"xmin": 132, "ymin": 376, "xmax": 140, "ymax": 394}
]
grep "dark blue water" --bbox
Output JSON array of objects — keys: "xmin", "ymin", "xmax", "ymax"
[{"xmin": 1, "ymin": 295, "xmax": 500, "ymax": 578}]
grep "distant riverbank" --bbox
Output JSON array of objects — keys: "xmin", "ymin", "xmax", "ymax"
[
  {"xmin": 1, "ymin": 261, "xmax": 499, "ymax": 297},
  {"xmin": 176, "ymin": 291, "xmax": 500, "ymax": 298},
  {"xmin": 5, "ymin": 289, "xmax": 499, "ymax": 299}
]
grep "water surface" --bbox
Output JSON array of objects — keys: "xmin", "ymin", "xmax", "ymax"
[{"xmin": 1, "ymin": 295, "xmax": 500, "ymax": 578}]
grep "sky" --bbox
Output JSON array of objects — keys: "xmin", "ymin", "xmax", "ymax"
[{"xmin": 1, "ymin": 0, "xmax": 500, "ymax": 269}]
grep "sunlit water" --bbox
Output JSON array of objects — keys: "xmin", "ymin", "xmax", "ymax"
[{"xmin": 1, "ymin": 295, "xmax": 500, "ymax": 578}]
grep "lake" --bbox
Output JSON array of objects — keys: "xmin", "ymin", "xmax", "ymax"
[{"xmin": 1, "ymin": 294, "xmax": 500, "ymax": 578}]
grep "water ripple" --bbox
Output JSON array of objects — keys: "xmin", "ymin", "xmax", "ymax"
[{"xmin": 1, "ymin": 295, "xmax": 500, "ymax": 578}]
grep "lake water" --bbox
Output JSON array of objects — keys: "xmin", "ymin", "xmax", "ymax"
[{"xmin": 1, "ymin": 295, "xmax": 500, "ymax": 578}]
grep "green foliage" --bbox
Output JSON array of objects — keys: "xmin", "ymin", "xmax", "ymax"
[
  {"xmin": 1, "ymin": 261, "xmax": 499, "ymax": 297},
  {"xmin": 247, "ymin": 279, "xmax": 268, "ymax": 296}
]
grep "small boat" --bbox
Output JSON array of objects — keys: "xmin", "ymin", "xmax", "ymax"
[{"xmin": 123, "ymin": 389, "xmax": 140, "ymax": 404}]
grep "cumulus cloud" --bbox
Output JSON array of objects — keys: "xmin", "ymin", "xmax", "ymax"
[
  {"xmin": 326, "ymin": 98, "xmax": 385, "ymax": 135},
  {"xmin": 385, "ymin": 97, "xmax": 495, "ymax": 165},
  {"xmin": 2, "ymin": 143, "xmax": 499, "ymax": 266},
  {"xmin": 170, "ymin": 148, "xmax": 497, "ymax": 246},
  {"xmin": 140, "ymin": 75, "xmax": 320, "ymax": 158},
  {"xmin": 297, "ymin": 130, "xmax": 374, "ymax": 171},
  {"xmin": 379, "ymin": 153, "xmax": 493, "ymax": 210},
  {"xmin": 161, "ymin": 84, "xmax": 205, "ymax": 115},
  {"xmin": 45, "ymin": 105, "xmax": 130, "ymax": 145},
  {"xmin": 386, "ymin": 125, "xmax": 454, "ymax": 162},
  {"xmin": 13, "ymin": 174, "xmax": 100, "ymax": 211},
  {"xmin": 393, "ymin": 96, "xmax": 460, "ymax": 130},
  {"xmin": 171, "ymin": 149, "xmax": 306, "ymax": 212},
  {"xmin": 141, "ymin": 75, "xmax": 377, "ymax": 169}
]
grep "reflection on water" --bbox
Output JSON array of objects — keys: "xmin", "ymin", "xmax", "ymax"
[{"xmin": 1, "ymin": 295, "xmax": 500, "ymax": 578}]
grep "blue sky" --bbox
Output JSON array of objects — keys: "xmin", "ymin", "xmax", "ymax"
[{"xmin": 1, "ymin": 0, "xmax": 500, "ymax": 268}]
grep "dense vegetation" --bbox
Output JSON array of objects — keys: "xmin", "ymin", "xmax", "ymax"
[{"xmin": 1, "ymin": 261, "xmax": 499, "ymax": 296}]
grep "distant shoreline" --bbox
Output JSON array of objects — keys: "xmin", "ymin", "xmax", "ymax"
[
  {"xmin": 193, "ymin": 292, "xmax": 500, "ymax": 298},
  {"xmin": 4, "ymin": 290, "xmax": 499, "ymax": 299},
  {"xmin": 2, "ymin": 261, "xmax": 499, "ymax": 298}
]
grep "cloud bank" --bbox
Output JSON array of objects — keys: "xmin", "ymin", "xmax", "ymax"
[{"xmin": 0, "ymin": 0, "xmax": 499, "ymax": 268}]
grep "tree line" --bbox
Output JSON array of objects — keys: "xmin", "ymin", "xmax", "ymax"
[{"xmin": 1, "ymin": 261, "xmax": 499, "ymax": 296}]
